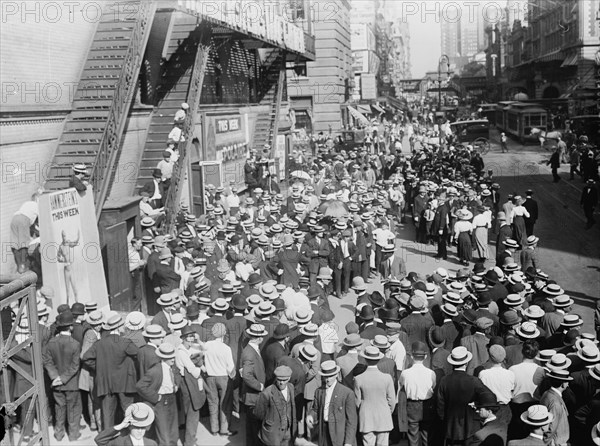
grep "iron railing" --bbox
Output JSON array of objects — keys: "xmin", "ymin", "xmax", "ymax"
[
  {"xmin": 163, "ymin": 28, "xmax": 212, "ymax": 233},
  {"xmin": 0, "ymin": 272, "xmax": 48, "ymax": 446},
  {"xmin": 89, "ymin": 1, "xmax": 156, "ymax": 218}
]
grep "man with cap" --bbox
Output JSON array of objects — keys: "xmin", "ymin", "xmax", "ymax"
[
  {"xmin": 43, "ymin": 311, "xmax": 83, "ymax": 442},
  {"xmin": 467, "ymin": 392, "xmax": 507, "ymax": 446},
  {"xmin": 437, "ymin": 347, "xmax": 494, "ymax": 445},
  {"xmin": 307, "ymin": 360, "xmax": 358, "ymax": 446},
  {"xmin": 82, "ymin": 314, "xmax": 139, "ymax": 429},
  {"xmin": 254, "ymin": 365, "xmax": 297, "ymax": 446},
  {"xmin": 203, "ymin": 322, "xmax": 236, "ymax": 436},
  {"xmin": 136, "ymin": 343, "xmax": 182, "ymax": 445},
  {"xmin": 477, "ymin": 344, "xmax": 515, "ymax": 425},
  {"xmin": 176, "ymin": 325, "xmax": 205, "ymax": 446},
  {"xmin": 94, "ymin": 402, "xmax": 157, "ymax": 446},
  {"xmin": 354, "ymin": 346, "xmax": 396, "ymax": 446},
  {"xmin": 398, "ymin": 341, "xmax": 436, "ymax": 446},
  {"xmin": 241, "ymin": 324, "xmax": 268, "ymax": 445},
  {"xmin": 461, "ymin": 317, "xmax": 493, "ymax": 375},
  {"xmin": 539, "ymin": 368, "xmax": 571, "ymax": 445}
]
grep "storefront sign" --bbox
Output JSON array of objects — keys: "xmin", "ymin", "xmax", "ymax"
[
  {"xmin": 361, "ymin": 74, "xmax": 377, "ymax": 100},
  {"xmin": 216, "ymin": 117, "xmax": 241, "ymax": 133},
  {"xmin": 38, "ymin": 187, "xmax": 109, "ymax": 318}
]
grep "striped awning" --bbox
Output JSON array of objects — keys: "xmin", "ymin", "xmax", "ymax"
[
  {"xmin": 371, "ymin": 104, "xmax": 385, "ymax": 113},
  {"xmin": 357, "ymin": 104, "xmax": 372, "ymax": 115},
  {"xmin": 561, "ymin": 52, "xmax": 578, "ymax": 67},
  {"xmin": 346, "ymin": 105, "xmax": 370, "ymax": 126}
]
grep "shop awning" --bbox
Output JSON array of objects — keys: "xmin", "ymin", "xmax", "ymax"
[
  {"xmin": 535, "ymin": 49, "xmax": 563, "ymax": 63},
  {"xmin": 561, "ymin": 52, "xmax": 578, "ymax": 67},
  {"xmin": 356, "ymin": 104, "xmax": 372, "ymax": 115},
  {"xmin": 346, "ymin": 105, "xmax": 370, "ymax": 126},
  {"xmin": 371, "ymin": 103, "xmax": 385, "ymax": 113}
]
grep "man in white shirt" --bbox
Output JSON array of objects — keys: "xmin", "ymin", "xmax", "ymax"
[
  {"xmin": 203, "ymin": 323, "xmax": 236, "ymax": 436},
  {"xmin": 478, "ymin": 344, "xmax": 515, "ymax": 425},
  {"xmin": 10, "ymin": 192, "xmax": 40, "ymax": 273},
  {"xmin": 386, "ymin": 322, "xmax": 407, "ymax": 373},
  {"xmin": 174, "ymin": 102, "xmax": 189, "ymax": 124},
  {"xmin": 399, "ymin": 341, "xmax": 436, "ymax": 446}
]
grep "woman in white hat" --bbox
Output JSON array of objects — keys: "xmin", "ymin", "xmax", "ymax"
[{"xmin": 453, "ymin": 209, "xmax": 474, "ymax": 265}]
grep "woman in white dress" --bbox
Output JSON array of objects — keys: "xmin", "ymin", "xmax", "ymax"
[{"xmin": 472, "ymin": 205, "xmax": 492, "ymax": 261}]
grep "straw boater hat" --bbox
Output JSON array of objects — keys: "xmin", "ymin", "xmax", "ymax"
[
  {"xmin": 319, "ymin": 360, "xmax": 341, "ymax": 377},
  {"xmin": 156, "ymin": 343, "xmax": 176, "ymax": 360},
  {"xmin": 125, "ymin": 312, "xmax": 146, "ymax": 331},
  {"xmin": 73, "ymin": 164, "xmax": 87, "ymax": 174},
  {"xmin": 447, "ymin": 346, "xmax": 473, "ymax": 366},
  {"xmin": 125, "ymin": 402, "xmax": 155, "ymax": 428},
  {"xmin": 142, "ymin": 324, "xmax": 166, "ymax": 339},
  {"xmin": 520, "ymin": 405, "xmax": 554, "ymax": 426}
]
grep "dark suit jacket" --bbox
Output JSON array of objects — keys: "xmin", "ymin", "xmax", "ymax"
[
  {"xmin": 94, "ymin": 427, "xmax": 157, "ymax": 446},
  {"xmin": 437, "ymin": 370, "xmax": 494, "ymax": 442},
  {"xmin": 440, "ymin": 320, "xmax": 461, "ymax": 350},
  {"xmin": 276, "ymin": 355, "xmax": 307, "ymax": 398},
  {"xmin": 241, "ymin": 344, "xmax": 266, "ymax": 407},
  {"xmin": 152, "ymin": 263, "xmax": 180, "ymax": 294},
  {"xmin": 82, "ymin": 333, "xmax": 138, "ymax": 396},
  {"xmin": 226, "ymin": 314, "xmax": 249, "ymax": 367},
  {"xmin": 136, "ymin": 362, "xmax": 182, "ymax": 405},
  {"xmin": 507, "ymin": 435, "xmax": 545, "ymax": 446},
  {"xmin": 311, "ymin": 382, "xmax": 358, "ymax": 446},
  {"xmin": 303, "ymin": 237, "xmax": 330, "ymax": 274},
  {"xmin": 523, "ymin": 198, "xmax": 538, "ymax": 223},
  {"xmin": 379, "ymin": 253, "xmax": 406, "ymax": 280},
  {"xmin": 402, "ymin": 312, "xmax": 434, "ymax": 345},
  {"xmin": 137, "ymin": 344, "xmax": 160, "ymax": 378},
  {"xmin": 352, "ymin": 230, "xmax": 368, "ymax": 262},
  {"xmin": 263, "ymin": 341, "xmax": 288, "ymax": 385},
  {"xmin": 278, "ymin": 248, "xmax": 301, "ymax": 288},
  {"xmin": 151, "ymin": 310, "xmax": 171, "ymax": 334},
  {"xmin": 43, "ymin": 334, "xmax": 81, "ymax": 391},
  {"xmin": 254, "ymin": 383, "xmax": 297, "ymax": 445},
  {"xmin": 359, "ymin": 323, "xmax": 386, "ymax": 341},
  {"xmin": 466, "ymin": 418, "xmax": 507, "ymax": 446}
]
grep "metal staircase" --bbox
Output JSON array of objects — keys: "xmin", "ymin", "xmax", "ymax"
[
  {"xmin": 252, "ymin": 50, "xmax": 286, "ymax": 153},
  {"xmin": 135, "ymin": 14, "xmax": 212, "ymax": 233},
  {"xmin": 44, "ymin": 0, "xmax": 156, "ymax": 217}
]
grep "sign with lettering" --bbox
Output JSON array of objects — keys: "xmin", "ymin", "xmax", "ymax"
[
  {"xmin": 39, "ymin": 187, "xmax": 109, "ymax": 318},
  {"xmin": 216, "ymin": 117, "xmax": 241, "ymax": 133}
]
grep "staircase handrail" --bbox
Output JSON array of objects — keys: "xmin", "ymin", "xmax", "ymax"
[
  {"xmin": 163, "ymin": 28, "xmax": 211, "ymax": 233},
  {"xmin": 88, "ymin": 1, "xmax": 156, "ymax": 218}
]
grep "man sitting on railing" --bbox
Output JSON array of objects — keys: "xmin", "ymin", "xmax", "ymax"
[{"xmin": 140, "ymin": 169, "xmax": 165, "ymax": 209}]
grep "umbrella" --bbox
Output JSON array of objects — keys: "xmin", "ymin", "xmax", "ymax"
[
  {"xmin": 291, "ymin": 170, "xmax": 311, "ymax": 181},
  {"xmin": 317, "ymin": 200, "xmax": 350, "ymax": 219}
]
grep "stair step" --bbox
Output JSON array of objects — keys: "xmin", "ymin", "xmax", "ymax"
[
  {"xmin": 140, "ymin": 159, "xmax": 162, "ymax": 169},
  {"xmin": 62, "ymin": 130, "xmax": 105, "ymax": 140},
  {"xmin": 56, "ymin": 142, "xmax": 101, "ymax": 153},
  {"xmin": 73, "ymin": 98, "xmax": 114, "ymax": 107},
  {"xmin": 149, "ymin": 124, "xmax": 177, "ymax": 133},
  {"xmin": 45, "ymin": 178, "xmax": 72, "ymax": 190},
  {"xmin": 95, "ymin": 23, "xmax": 134, "ymax": 32},
  {"xmin": 52, "ymin": 153, "xmax": 97, "ymax": 164},
  {"xmin": 79, "ymin": 82, "xmax": 118, "ymax": 90},
  {"xmin": 70, "ymin": 110, "xmax": 111, "ymax": 120},
  {"xmin": 81, "ymin": 74, "xmax": 120, "ymax": 80},
  {"xmin": 83, "ymin": 62, "xmax": 124, "ymax": 70},
  {"xmin": 64, "ymin": 122, "xmax": 106, "ymax": 132},
  {"xmin": 88, "ymin": 54, "xmax": 126, "ymax": 61}
]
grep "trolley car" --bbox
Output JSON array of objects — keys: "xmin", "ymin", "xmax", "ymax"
[{"xmin": 496, "ymin": 102, "xmax": 549, "ymax": 144}]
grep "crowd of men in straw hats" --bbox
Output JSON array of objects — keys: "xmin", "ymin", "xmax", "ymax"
[{"xmin": 5, "ymin": 114, "xmax": 600, "ymax": 446}]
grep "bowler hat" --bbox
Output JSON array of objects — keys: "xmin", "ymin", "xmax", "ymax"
[{"xmin": 56, "ymin": 311, "xmax": 74, "ymax": 328}]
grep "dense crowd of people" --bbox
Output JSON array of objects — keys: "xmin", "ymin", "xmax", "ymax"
[{"xmin": 4, "ymin": 106, "xmax": 600, "ymax": 446}]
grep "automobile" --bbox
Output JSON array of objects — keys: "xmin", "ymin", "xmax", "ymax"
[{"xmin": 449, "ymin": 119, "xmax": 491, "ymax": 154}]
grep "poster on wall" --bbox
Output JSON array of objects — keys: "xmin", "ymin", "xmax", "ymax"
[
  {"xmin": 275, "ymin": 134, "xmax": 286, "ymax": 181},
  {"xmin": 38, "ymin": 186, "xmax": 109, "ymax": 317},
  {"xmin": 203, "ymin": 113, "xmax": 249, "ymax": 192}
]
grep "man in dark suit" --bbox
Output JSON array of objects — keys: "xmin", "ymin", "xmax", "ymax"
[
  {"xmin": 263, "ymin": 324, "xmax": 290, "ymax": 385},
  {"xmin": 581, "ymin": 179, "xmax": 599, "ymax": 229},
  {"xmin": 254, "ymin": 365, "xmax": 297, "ymax": 446},
  {"xmin": 136, "ymin": 343, "xmax": 182, "ymax": 446},
  {"xmin": 140, "ymin": 168, "xmax": 164, "ymax": 209},
  {"xmin": 278, "ymin": 235, "xmax": 301, "ymax": 288},
  {"xmin": 431, "ymin": 196, "xmax": 449, "ymax": 260},
  {"xmin": 82, "ymin": 314, "xmax": 139, "ymax": 429},
  {"xmin": 358, "ymin": 306, "xmax": 386, "ymax": 340},
  {"xmin": 413, "ymin": 186, "xmax": 428, "ymax": 241},
  {"xmin": 467, "ymin": 392, "xmax": 507, "ymax": 446},
  {"xmin": 437, "ymin": 347, "xmax": 495, "ymax": 444},
  {"xmin": 307, "ymin": 361, "xmax": 358, "ymax": 446},
  {"xmin": 523, "ymin": 190, "xmax": 538, "ymax": 236},
  {"xmin": 43, "ymin": 311, "xmax": 82, "ymax": 442},
  {"xmin": 338, "ymin": 229, "xmax": 357, "ymax": 296},
  {"xmin": 241, "ymin": 324, "xmax": 268, "ymax": 446},
  {"xmin": 351, "ymin": 222, "xmax": 369, "ymax": 282},
  {"xmin": 138, "ymin": 325, "xmax": 165, "ymax": 378},
  {"xmin": 151, "ymin": 293, "xmax": 179, "ymax": 335},
  {"xmin": 152, "ymin": 248, "xmax": 180, "ymax": 295}
]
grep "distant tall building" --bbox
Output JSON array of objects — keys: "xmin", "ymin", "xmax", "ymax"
[{"xmin": 440, "ymin": 4, "xmax": 487, "ymax": 72}]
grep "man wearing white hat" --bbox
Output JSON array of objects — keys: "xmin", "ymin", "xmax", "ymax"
[
  {"xmin": 136, "ymin": 343, "xmax": 182, "ymax": 445},
  {"xmin": 539, "ymin": 368, "xmax": 571, "ymax": 446},
  {"xmin": 174, "ymin": 102, "xmax": 189, "ymax": 124},
  {"xmin": 307, "ymin": 360, "xmax": 357, "ymax": 446},
  {"xmin": 507, "ymin": 404, "xmax": 553, "ymax": 445},
  {"xmin": 94, "ymin": 402, "xmax": 156, "ymax": 445}
]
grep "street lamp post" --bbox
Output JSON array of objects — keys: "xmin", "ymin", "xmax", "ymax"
[{"xmin": 438, "ymin": 54, "xmax": 451, "ymax": 146}]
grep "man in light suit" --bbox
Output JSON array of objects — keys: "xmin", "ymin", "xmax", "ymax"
[
  {"xmin": 507, "ymin": 404, "xmax": 553, "ymax": 445},
  {"xmin": 307, "ymin": 361, "xmax": 358, "ymax": 446},
  {"xmin": 378, "ymin": 243, "xmax": 406, "ymax": 280},
  {"xmin": 302, "ymin": 225, "xmax": 330, "ymax": 285},
  {"xmin": 353, "ymin": 346, "xmax": 396, "ymax": 446}
]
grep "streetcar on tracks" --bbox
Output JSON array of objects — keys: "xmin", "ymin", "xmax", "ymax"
[{"xmin": 496, "ymin": 102, "xmax": 549, "ymax": 144}]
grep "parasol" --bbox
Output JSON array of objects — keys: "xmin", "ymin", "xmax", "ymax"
[
  {"xmin": 290, "ymin": 170, "xmax": 311, "ymax": 181},
  {"xmin": 317, "ymin": 200, "xmax": 350, "ymax": 219}
]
